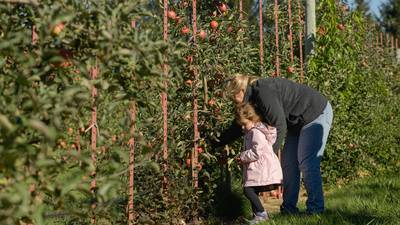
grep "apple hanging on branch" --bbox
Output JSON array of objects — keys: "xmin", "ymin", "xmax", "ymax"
[
  {"xmin": 218, "ymin": 3, "xmax": 228, "ymax": 13},
  {"xmin": 198, "ymin": 30, "xmax": 207, "ymax": 40},
  {"xmin": 210, "ymin": 20, "xmax": 218, "ymax": 30},
  {"xmin": 167, "ymin": 10, "xmax": 177, "ymax": 20},
  {"xmin": 52, "ymin": 22, "xmax": 65, "ymax": 36},
  {"xmin": 287, "ymin": 66, "xmax": 295, "ymax": 74},
  {"xmin": 181, "ymin": 26, "xmax": 190, "ymax": 35}
]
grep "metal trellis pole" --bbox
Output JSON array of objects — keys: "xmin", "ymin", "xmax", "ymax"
[{"xmin": 305, "ymin": 0, "xmax": 316, "ymax": 59}]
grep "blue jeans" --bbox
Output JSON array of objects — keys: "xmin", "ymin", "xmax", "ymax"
[{"xmin": 281, "ymin": 102, "xmax": 333, "ymax": 214}]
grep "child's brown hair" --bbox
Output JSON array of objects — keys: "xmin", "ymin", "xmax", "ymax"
[{"xmin": 236, "ymin": 103, "xmax": 261, "ymax": 125}]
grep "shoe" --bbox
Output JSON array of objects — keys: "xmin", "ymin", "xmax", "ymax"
[
  {"xmin": 280, "ymin": 204, "xmax": 300, "ymax": 215},
  {"xmin": 243, "ymin": 211, "xmax": 268, "ymax": 224},
  {"xmin": 306, "ymin": 210, "xmax": 324, "ymax": 215}
]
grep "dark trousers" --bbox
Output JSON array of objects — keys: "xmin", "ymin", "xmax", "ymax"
[{"xmin": 243, "ymin": 185, "xmax": 279, "ymax": 213}]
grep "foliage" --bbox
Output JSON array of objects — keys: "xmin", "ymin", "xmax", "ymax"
[
  {"xmin": 379, "ymin": 0, "xmax": 400, "ymax": 36},
  {"xmin": 0, "ymin": 0, "xmax": 399, "ymax": 224},
  {"xmin": 308, "ymin": 0, "xmax": 400, "ymax": 183}
]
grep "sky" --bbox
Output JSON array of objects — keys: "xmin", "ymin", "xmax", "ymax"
[{"xmin": 347, "ymin": 0, "xmax": 389, "ymax": 18}]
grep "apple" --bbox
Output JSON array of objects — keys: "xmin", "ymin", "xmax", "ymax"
[
  {"xmin": 52, "ymin": 23, "xmax": 65, "ymax": 36},
  {"xmin": 186, "ymin": 158, "xmax": 191, "ymax": 167},
  {"xmin": 208, "ymin": 98, "xmax": 216, "ymax": 106},
  {"xmin": 79, "ymin": 127, "xmax": 85, "ymax": 133},
  {"xmin": 197, "ymin": 147, "xmax": 203, "ymax": 154},
  {"xmin": 210, "ymin": 20, "xmax": 218, "ymax": 30},
  {"xmin": 218, "ymin": 3, "xmax": 227, "ymax": 13},
  {"xmin": 181, "ymin": 26, "xmax": 190, "ymax": 35},
  {"xmin": 197, "ymin": 163, "xmax": 203, "ymax": 171},
  {"xmin": 185, "ymin": 79, "xmax": 193, "ymax": 86},
  {"xmin": 167, "ymin": 10, "xmax": 177, "ymax": 20},
  {"xmin": 226, "ymin": 26, "xmax": 233, "ymax": 33},
  {"xmin": 185, "ymin": 55, "xmax": 193, "ymax": 64},
  {"xmin": 287, "ymin": 66, "xmax": 295, "ymax": 74},
  {"xmin": 198, "ymin": 30, "xmax": 207, "ymax": 40}
]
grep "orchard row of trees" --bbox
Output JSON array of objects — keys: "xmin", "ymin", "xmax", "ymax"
[{"xmin": 0, "ymin": 0, "xmax": 399, "ymax": 224}]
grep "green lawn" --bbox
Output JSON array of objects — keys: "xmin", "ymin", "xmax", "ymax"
[
  {"xmin": 43, "ymin": 175, "xmax": 400, "ymax": 224},
  {"xmin": 261, "ymin": 175, "xmax": 400, "ymax": 225}
]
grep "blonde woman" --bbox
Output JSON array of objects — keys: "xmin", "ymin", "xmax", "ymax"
[
  {"xmin": 236, "ymin": 103, "xmax": 282, "ymax": 223},
  {"xmin": 213, "ymin": 74, "xmax": 333, "ymax": 215}
]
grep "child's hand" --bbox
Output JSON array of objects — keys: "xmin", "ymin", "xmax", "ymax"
[{"xmin": 235, "ymin": 156, "xmax": 242, "ymax": 165}]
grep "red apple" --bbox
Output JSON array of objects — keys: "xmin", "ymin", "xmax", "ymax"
[
  {"xmin": 218, "ymin": 3, "xmax": 227, "ymax": 13},
  {"xmin": 186, "ymin": 158, "xmax": 191, "ymax": 167},
  {"xmin": 198, "ymin": 30, "xmax": 207, "ymax": 40},
  {"xmin": 185, "ymin": 79, "xmax": 193, "ymax": 86},
  {"xmin": 197, "ymin": 147, "xmax": 203, "ymax": 154},
  {"xmin": 210, "ymin": 20, "xmax": 218, "ymax": 30},
  {"xmin": 185, "ymin": 55, "xmax": 193, "ymax": 64},
  {"xmin": 226, "ymin": 26, "xmax": 233, "ymax": 33},
  {"xmin": 167, "ymin": 10, "xmax": 177, "ymax": 20},
  {"xmin": 181, "ymin": 26, "xmax": 190, "ymax": 35},
  {"xmin": 208, "ymin": 98, "xmax": 216, "ymax": 106},
  {"xmin": 287, "ymin": 66, "xmax": 295, "ymax": 74}
]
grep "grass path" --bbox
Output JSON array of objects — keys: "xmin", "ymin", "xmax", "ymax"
[{"xmin": 258, "ymin": 175, "xmax": 400, "ymax": 225}]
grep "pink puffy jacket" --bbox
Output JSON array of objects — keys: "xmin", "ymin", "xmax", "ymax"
[{"xmin": 240, "ymin": 122, "xmax": 283, "ymax": 187}]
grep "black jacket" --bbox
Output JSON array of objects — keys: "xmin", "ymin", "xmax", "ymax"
[{"xmin": 215, "ymin": 77, "xmax": 328, "ymax": 153}]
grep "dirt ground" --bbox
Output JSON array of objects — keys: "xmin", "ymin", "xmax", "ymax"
[{"xmin": 261, "ymin": 189, "xmax": 307, "ymax": 213}]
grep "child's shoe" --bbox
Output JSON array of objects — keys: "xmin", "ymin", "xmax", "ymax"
[{"xmin": 245, "ymin": 211, "xmax": 268, "ymax": 224}]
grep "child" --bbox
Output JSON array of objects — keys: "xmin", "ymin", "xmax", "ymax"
[{"xmin": 236, "ymin": 103, "xmax": 283, "ymax": 224}]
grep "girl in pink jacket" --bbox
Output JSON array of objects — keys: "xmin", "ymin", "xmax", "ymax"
[{"xmin": 236, "ymin": 103, "xmax": 283, "ymax": 223}]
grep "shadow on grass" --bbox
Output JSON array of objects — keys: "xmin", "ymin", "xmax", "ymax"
[{"xmin": 212, "ymin": 182, "xmax": 250, "ymax": 222}]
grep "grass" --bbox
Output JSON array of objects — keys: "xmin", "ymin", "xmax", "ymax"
[
  {"xmin": 259, "ymin": 175, "xmax": 400, "ymax": 225},
  {"xmin": 43, "ymin": 174, "xmax": 400, "ymax": 224}
]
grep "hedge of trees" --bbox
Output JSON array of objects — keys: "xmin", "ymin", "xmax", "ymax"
[{"xmin": 0, "ymin": 0, "xmax": 399, "ymax": 224}]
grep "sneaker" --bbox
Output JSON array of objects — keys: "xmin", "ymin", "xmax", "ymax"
[{"xmin": 244, "ymin": 211, "xmax": 268, "ymax": 224}]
